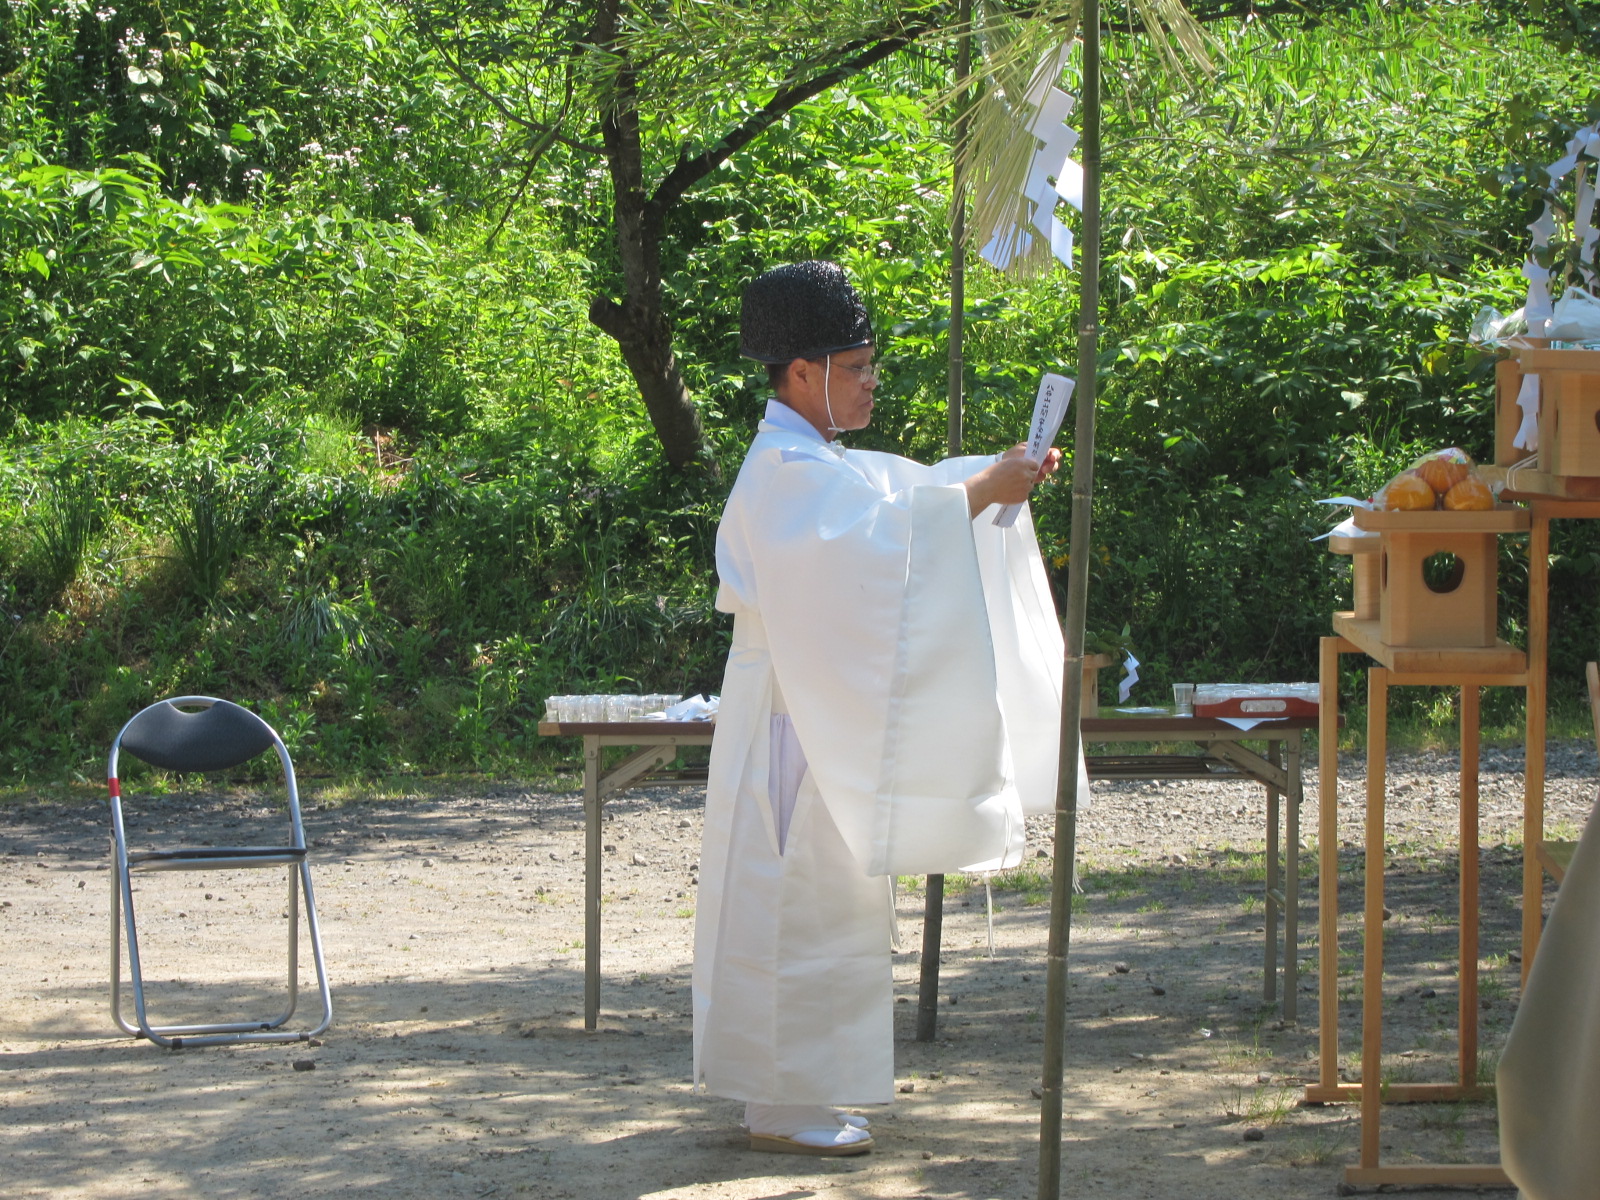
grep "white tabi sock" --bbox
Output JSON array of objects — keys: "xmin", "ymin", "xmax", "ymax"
[{"xmin": 745, "ymin": 1103, "xmax": 873, "ymax": 1147}]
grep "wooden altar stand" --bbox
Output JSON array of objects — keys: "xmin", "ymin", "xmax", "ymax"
[{"xmin": 1312, "ymin": 489, "xmax": 1600, "ymax": 1188}]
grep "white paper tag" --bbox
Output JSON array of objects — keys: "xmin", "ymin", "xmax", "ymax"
[
  {"xmin": 1514, "ymin": 373, "xmax": 1541, "ymax": 451},
  {"xmin": 994, "ymin": 373, "xmax": 1074, "ymax": 528},
  {"xmin": 1218, "ymin": 716, "xmax": 1268, "ymax": 732}
]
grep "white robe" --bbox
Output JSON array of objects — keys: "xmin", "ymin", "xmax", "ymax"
[
  {"xmin": 692, "ymin": 404, "xmax": 1085, "ymax": 1105},
  {"xmin": 1498, "ymin": 791, "xmax": 1600, "ymax": 1198}
]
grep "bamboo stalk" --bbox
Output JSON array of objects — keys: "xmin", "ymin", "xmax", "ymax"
[
  {"xmin": 919, "ymin": 0, "xmax": 975, "ymax": 1048},
  {"xmin": 1037, "ymin": 0, "xmax": 1099, "ymax": 1193},
  {"xmin": 948, "ymin": 0, "xmax": 970, "ymax": 460}
]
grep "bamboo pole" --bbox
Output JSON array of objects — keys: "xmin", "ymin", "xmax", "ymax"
[
  {"xmin": 948, "ymin": 0, "xmax": 970, "ymax": 462},
  {"xmin": 919, "ymin": 0, "xmax": 972, "ymax": 1045},
  {"xmin": 1037, "ymin": 0, "xmax": 1099, "ymax": 1193}
]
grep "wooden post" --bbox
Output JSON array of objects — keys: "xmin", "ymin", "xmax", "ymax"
[
  {"xmin": 1317, "ymin": 636, "xmax": 1341, "ymax": 1087},
  {"xmin": 1284, "ymin": 732, "xmax": 1302, "ymax": 1023},
  {"xmin": 916, "ymin": 888, "xmax": 944, "ymax": 1043},
  {"xmin": 1459, "ymin": 684, "xmax": 1480, "ymax": 1090},
  {"xmin": 1264, "ymin": 741, "xmax": 1281, "ymax": 1006},
  {"xmin": 1360, "ymin": 668, "xmax": 1388, "ymax": 1170},
  {"xmin": 1523, "ymin": 515, "xmax": 1550, "ymax": 982}
]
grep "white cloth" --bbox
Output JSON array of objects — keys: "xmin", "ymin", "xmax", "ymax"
[
  {"xmin": 692, "ymin": 402, "xmax": 1088, "ymax": 1105},
  {"xmin": 1498, "ymin": 791, "xmax": 1600, "ymax": 1199}
]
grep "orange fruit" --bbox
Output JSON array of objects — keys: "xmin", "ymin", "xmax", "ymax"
[
  {"xmin": 1442, "ymin": 476, "xmax": 1494, "ymax": 511},
  {"xmin": 1415, "ymin": 449, "xmax": 1473, "ymax": 494},
  {"xmin": 1382, "ymin": 471, "xmax": 1437, "ymax": 511}
]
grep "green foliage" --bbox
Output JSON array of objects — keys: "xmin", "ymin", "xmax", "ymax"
[
  {"xmin": 23, "ymin": 469, "xmax": 101, "ymax": 599},
  {"xmin": 4, "ymin": 0, "xmax": 1600, "ymax": 780},
  {"xmin": 164, "ymin": 459, "xmax": 256, "ymax": 602}
]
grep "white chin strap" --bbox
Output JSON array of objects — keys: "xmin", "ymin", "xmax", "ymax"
[{"xmin": 823, "ymin": 354, "xmax": 842, "ymax": 434}]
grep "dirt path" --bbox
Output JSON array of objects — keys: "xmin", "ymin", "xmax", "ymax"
[{"xmin": 3, "ymin": 743, "xmax": 1595, "ymax": 1199}]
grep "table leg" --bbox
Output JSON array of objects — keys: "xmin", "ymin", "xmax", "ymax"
[
  {"xmin": 1459, "ymin": 685, "xmax": 1480, "ymax": 1091},
  {"xmin": 1318, "ymin": 636, "xmax": 1342, "ymax": 1090},
  {"xmin": 1360, "ymin": 667, "xmax": 1389, "ymax": 1170},
  {"xmin": 1265, "ymin": 743, "xmax": 1281, "ymax": 1008},
  {"xmin": 1285, "ymin": 733, "xmax": 1302, "ymax": 1024},
  {"xmin": 584, "ymin": 736, "xmax": 602, "ymax": 1032},
  {"xmin": 917, "ymin": 875, "xmax": 944, "ymax": 1042}
]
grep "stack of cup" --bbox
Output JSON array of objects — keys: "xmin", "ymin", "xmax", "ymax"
[{"xmin": 545, "ymin": 693, "xmax": 691, "ymax": 723}]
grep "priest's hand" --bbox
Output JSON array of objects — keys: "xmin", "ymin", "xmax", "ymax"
[
  {"xmin": 964, "ymin": 445, "xmax": 1059, "ymax": 517},
  {"xmin": 1002, "ymin": 443, "xmax": 1061, "ymax": 483}
]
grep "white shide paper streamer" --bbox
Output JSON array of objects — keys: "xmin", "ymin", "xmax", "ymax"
[
  {"xmin": 1118, "ymin": 651, "xmax": 1141, "ymax": 704},
  {"xmin": 1517, "ymin": 121, "xmax": 1600, "ymax": 444},
  {"xmin": 978, "ymin": 46, "xmax": 1082, "ymax": 272}
]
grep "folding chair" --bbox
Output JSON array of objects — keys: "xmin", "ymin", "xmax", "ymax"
[{"xmin": 108, "ymin": 696, "xmax": 332, "ymax": 1047}]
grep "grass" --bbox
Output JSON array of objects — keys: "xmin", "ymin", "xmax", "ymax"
[
  {"xmin": 1286, "ymin": 1133, "xmax": 1341, "ymax": 1167},
  {"xmin": 992, "ymin": 863, "xmax": 1055, "ymax": 906},
  {"xmin": 1224, "ymin": 1083, "xmax": 1299, "ymax": 1125},
  {"xmin": 1214, "ymin": 1036, "xmax": 1272, "ymax": 1071},
  {"xmin": 1475, "ymin": 1046, "xmax": 1502, "ymax": 1089},
  {"xmin": 1335, "ymin": 697, "xmax": 1600, "ymax": 753}
]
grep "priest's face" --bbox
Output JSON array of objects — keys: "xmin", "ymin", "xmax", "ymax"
[{"xmin": 781, "ymin": 346, "xmax": 878, "ymax": 440}]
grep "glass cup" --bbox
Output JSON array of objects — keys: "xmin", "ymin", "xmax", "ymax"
[
  {"xmin": 1172, "ymin": 683, "xmax": 1195, "ymax": 716},
  {"xmin": 581, "ymin": 694, "xmax": 605, "ymax": 722}
]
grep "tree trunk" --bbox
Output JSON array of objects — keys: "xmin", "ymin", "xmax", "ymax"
[
  {"xmin": 587, "ymin": 291, "xmax": 706, "ymax": 471},
  {"xmin": 586, "ymin": 0, "xmax": 707, "ymax": 470}
]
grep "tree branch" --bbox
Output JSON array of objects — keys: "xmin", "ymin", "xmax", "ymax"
[
  {"xmin": 485, "ymin": 58, "xmax": 579, "ymax": 249},
  {"xmin": 648, "ymin": 20, "xmax": 942, "ymax": 215},
  {"xmin": 413, "ymin": 18, "xmax": 606, "ymax": 156},
  {"xmin": 1108, "ymin": 0, "xmax": 1392, "ymax": 29}
]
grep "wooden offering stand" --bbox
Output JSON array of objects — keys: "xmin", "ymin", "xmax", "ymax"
[
  {"xmin": 1315, "ymin": 504, "xmax": 1532, "ymax": 1189},
  {"xmin": 1312, "ymin": 342, "xmax": 1600, "ymax": 1186},
  {"xmin": 1493, "ymin": 343, "xmax": 1600, "ymax": 497},
  {"xmin": 1487, "ymin": 341, "xmax": 1600, "ymax": 967}
]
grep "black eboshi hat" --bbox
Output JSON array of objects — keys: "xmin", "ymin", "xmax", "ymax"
[{"xmin": 739, "ymin": 260, "xmax": 873, "ymax": 363}]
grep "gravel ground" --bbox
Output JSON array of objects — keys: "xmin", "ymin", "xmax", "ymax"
[{"xmin": 1, "ymin": 739, "xmax": 1595, "ymax": 1199}]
